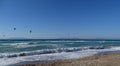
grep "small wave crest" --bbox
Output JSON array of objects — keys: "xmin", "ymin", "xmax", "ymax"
[{"xmin": 1, "ymin": 42, "xmax": 62, "ymax": 48}]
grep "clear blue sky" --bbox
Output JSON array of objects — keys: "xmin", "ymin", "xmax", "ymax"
[{"xmin": 0, "ymin": 0, "xmax": 120, "ymax": 39}]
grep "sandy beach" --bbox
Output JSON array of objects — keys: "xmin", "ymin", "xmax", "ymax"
[{"xmin": 18, "ymin": 52, "xmax": 120, "ymax": 66}]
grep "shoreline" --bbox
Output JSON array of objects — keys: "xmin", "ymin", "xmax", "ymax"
[{"xmin": 16, "ymin": 52, "xmax": 120, "ymax": 66}]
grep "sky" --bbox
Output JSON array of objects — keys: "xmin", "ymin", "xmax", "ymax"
[{"xmin": 0, "ymin": 0, "xmax": 120, "ymax": 39}]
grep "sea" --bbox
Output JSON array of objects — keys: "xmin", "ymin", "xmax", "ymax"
[{"xmin": 0, "ymin": 39, "xmax": 120, "ymax": 66}]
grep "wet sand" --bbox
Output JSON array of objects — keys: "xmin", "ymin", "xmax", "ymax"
[{"xmin": 18, "ymin": 52, "xmax": 120, "ymax": 66}]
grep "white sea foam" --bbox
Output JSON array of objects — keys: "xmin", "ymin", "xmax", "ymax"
[
  {"xmin": 1, "ymin": 42, "xmax": 29, "ymax": 46},
  {"xmin": 1, "ymin": 42, "xmax": 62, "ymax": 48},
  {"xmin": 111, "ymin": 46, "xmax": 120, "ymax": 50},
  {"xmin": 0, "ymin": 46, "xmax": 120, "ymax": 66},
  {"xmin": 14, "ymin": 44, "xmax": 63, "ymax": 48},
  {"xmin": 0, "ymin": 50, "xmax": 98, "ymax": 66},
  {"xmin": 1, "ymin": 42, "xmax": 30, "ymax": 48}
]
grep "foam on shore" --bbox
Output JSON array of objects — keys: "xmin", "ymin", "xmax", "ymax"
[{"xmin": 1, "ymin": 46, "xmax": 120, "ymax": 66}]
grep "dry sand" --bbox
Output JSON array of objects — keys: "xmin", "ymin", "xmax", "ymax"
[{"xmin": 18, "ymin": 52, "xmax": 120, "ymax": 66}]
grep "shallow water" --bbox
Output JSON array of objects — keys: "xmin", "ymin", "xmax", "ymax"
[{"xmin": 0, "ymin": 39, "xmax": 120, "ymax": 66}]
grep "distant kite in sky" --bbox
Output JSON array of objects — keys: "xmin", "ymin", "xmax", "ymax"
[
  {"xmin": 14, "ymin": 28, "xmax": 16, "ymax": 30},
  {"xmin": 29, "ymin": 30, "xmax": 32, "ymax": 34}
]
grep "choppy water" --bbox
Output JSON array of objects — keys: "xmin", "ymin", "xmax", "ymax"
[{"xmin": 1, "ymin": 39, "xmax": 120, "ymax": 66}]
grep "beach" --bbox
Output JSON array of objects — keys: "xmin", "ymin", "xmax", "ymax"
[{"xmin": 18, "ymin": 52, "xmax": 120, "ymax": 66}]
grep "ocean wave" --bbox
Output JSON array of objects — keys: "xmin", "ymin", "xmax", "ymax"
[
  {"xmin": 44, "ymin": 40, "xmax": 90, "ymax": 42},
  {"xmin": 0, "ymin": 50, "xmax": 98, "ymax": 66},
  {"xmin": 1, "ymin": 42, "xmax": 29, "ymax": 46},
  {"xmin": 0, "ymin": 46, "xmax": 115, "ymax": 58},
  {"xmin": 1, "ymin": 40, "xmax": 118, "ymax": 49},
  {"xmin": 0, "ymin": 42, "xmax": 63, "ymax": 48},
  {"xmin": 0, "ymin": 46, "xmax": 120, "ymax": 66}
]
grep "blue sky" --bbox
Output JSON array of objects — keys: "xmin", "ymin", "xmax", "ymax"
[{"xmin": 0, "ymin": 0, "xmax": 120, "ymax": 39}]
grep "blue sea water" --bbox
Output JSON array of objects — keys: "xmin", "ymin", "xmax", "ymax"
[{"xmin": 1, "ymin": 39, "xmax": 120, "ymax": 66}]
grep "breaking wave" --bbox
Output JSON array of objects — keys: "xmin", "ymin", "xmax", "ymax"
[{"xmin": 0, "ymin": 46, "xmax": 117, "ymax": 58}]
